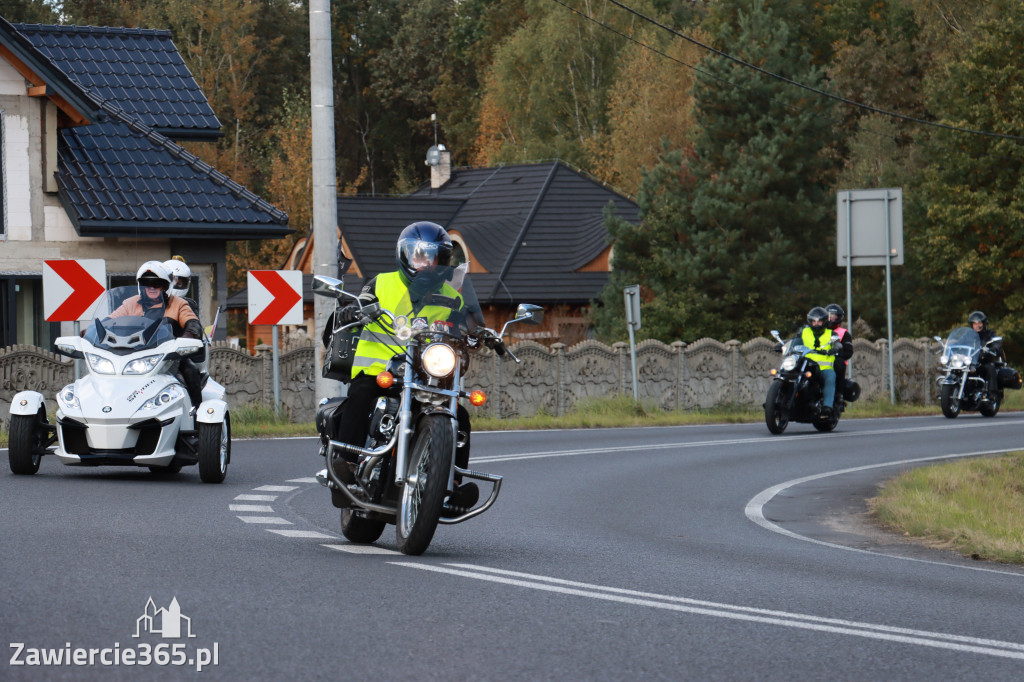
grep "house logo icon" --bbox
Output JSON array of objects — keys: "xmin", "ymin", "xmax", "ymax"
[{"xmin": 133, "ymin": 597, "xmax": 196, "ymax": 639}]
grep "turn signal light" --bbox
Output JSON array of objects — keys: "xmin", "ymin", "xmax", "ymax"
[
  {"xmin": 376, "ymin": 372, "xmax": 394, "ymax": 388},
  {"xmin": 804, "ymin": 371, "xmax": 813, "ymax": 378},
  {"xmin": 469, "ymin": 390, "xmax": 487, "ymax": 407},
  {"xmin": 770, "ymin": 369, "xmax": 777, "ymax": 376}
]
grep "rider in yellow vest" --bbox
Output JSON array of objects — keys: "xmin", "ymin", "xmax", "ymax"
[
  {"xmin": 328, "ymin": 221, "xmax": 479, "ymax": 506},
  {"xmin": 801, "ymin": 306, "xmax": 838, "ymax": 417}
]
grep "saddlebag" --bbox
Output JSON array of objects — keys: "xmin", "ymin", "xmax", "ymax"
[
  {"xmin": 843, "ymin": 379, "xmax": 861, "ymax": 402},
  {"xmin": 997, "ymin": 367, "xmax": 1022, "ymax": 390},
  {"xmin": 322, "ymin": 322, "xmax": 359, "ymax": 382},
  {"xmin": 315, "ymin": 397, "xmax": 346, "ymax": 442}
]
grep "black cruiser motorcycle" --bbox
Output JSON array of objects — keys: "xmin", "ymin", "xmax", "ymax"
[
  {"xmin": 763, "ymin": 330, "xmax": 859, "ymax": 434},
  {"xmin": 312, "ymin": 273, "xmax": 542, "ymax": 555},
  {"xmin": 935, "ymin": 327, "xmax": 1021, "ymax": 418}
]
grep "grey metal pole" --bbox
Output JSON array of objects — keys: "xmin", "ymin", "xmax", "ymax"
[
  {"xmin": 627, "ymin": 323, "xmax": 639, "ymax": 403},
  {"xmin": 845, "ymin": 191, "xmax": 853, "ymax": 378},
  {"xmin": 272, "ymin": 325, "xmax": 280, "ymax": 417},
  {"xmin": 310, "ymin": 0, "xmax": 341, "ymax": 402},
  {"xmin": 884, "ymin": 190, "xmax": 895, "ymax": 404}
]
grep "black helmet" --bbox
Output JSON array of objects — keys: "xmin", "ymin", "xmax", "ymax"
[
  {"xmin": 968, "ymin": 310, "xmax": 986, "ymax": 326},
  {"xmin": 825, "ymin": 303, "xmax": 845, "ymax": 330},
  {"xmin": 395, "ymin": 221, "xmax": 452, "ymax": 282},
  {"xmin": 807, "ymin": 306, "xmax": 828, "ymax": 328}
]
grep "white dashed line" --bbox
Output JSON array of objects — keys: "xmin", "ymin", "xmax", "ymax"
[
  {"xmin": 237, "ymin": 516, "xmax": 292, "ymax": 524},
  {"xmin": 253, "ymin": 485, "xmax": 299, "ymax": 492},
  {"xmin": 287, "ymin": 477, "xmax": 318, "ymax": 483},
  {"xmin": 229, "ymin": 504, "xmax": 275, "ymax": 513},
  {"xmin": 234, "ymin": 494, "xmax": 278, "ymax": 501},
  {"xmin": 267, "ymin": 529, "xmax": 336, "ymax": 539},
  {"xmin": 322, "ymin": 544, "xmax": 399, "ymax": 555}
]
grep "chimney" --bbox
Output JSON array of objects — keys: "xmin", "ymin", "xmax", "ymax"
[{"xmin": 427, "ymin": 144, "xmax": 451, "ymax": 189}]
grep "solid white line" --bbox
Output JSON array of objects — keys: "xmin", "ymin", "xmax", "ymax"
[
  {"xmin": 266, "ymin": 529, "xmax": 336, "ymax": 538},
  {"xmin": 229, "ymin": 504, "xmax": 275, "ymax": 513},
  {"xmin": 237, "ymin": 516, "xmax": 292, "ymax": 525},
  {"xmin": 744, "ymin": 448, "xmax": 1024, "ymax": 576},
  {"xmin": 391, "ymin": 562, "xmax": 1024, "ymax": 659},
  {"xmin": 234, "ymin": 494, "xmax": 278, "ymax": 501},
  {"xmin": 472, "ymin": 419, "xmax": 1024, "ymax": 464},
  {"xmin": 253, "ymin": 485, "xmax": 299, "ymax": 492},
  {"xmin": 322, "ymin": 544, "xmax": 399, "ymax": 555}
]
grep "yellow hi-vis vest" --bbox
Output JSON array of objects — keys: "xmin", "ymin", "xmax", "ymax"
[
  {"xmin": 802, "ymin": 326, "xmax": 834, "ymax": 370},
  {"xmin": 351, "ymin": 271, "xmax": 463, "ymax": 379}
]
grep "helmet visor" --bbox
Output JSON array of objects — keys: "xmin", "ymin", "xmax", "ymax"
[
  {"xmin": 400, "ymin": 239, "xmax": 440, "ymax": 272},
  {"xmin": 173, "ymin": 276, "xmax": 190, "ymax": 289},
  {"xmin": 138, "ymin": 277, "xmax": 167, "ymax": 290}
]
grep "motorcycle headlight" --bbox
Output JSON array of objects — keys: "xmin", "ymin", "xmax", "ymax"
[
  {"xmin": 85, "ymin": 353, "xmax": 116, "ymax": 375},
  {"xmin": 58, "ymin": 383, "xmax": 79, "ymax": 409},
  {"xmin": 939, "ymin": 355, "xmax": 948, "ymax": 366},
  {"xmin": 950, "ymin": 354, "xmax": 969, "ymax": 369},
  {"xmin": 123, "ymin": 354, "xmax": 163, "ymax": 375},
  {"xmin": 139, "ymin": 384, "xmax": 185, "ymax": 411},
  {"xmin": 781, "ymin": 356, "xmax": 798, "ymax": 371},
  {"xmin": 421, "ymin": 343, "xmax": 457, "ymax": 378}
]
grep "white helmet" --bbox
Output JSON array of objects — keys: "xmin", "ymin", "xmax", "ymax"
[
  {"xmin": 136, "ymin": 260, "xmax": 171, "ymax": 293},
  {"xmin": 164, "ymin": 258, "xmax": 191, "ymax": 298}
]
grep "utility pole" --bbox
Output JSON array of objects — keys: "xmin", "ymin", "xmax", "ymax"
[{"xmin": 310, "ymin": 0, "xmax": 340, "ymax": 400}]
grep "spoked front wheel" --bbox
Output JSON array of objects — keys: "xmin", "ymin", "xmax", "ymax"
[
  {"xmin": 940, "ymin": 384, "xmax": 961, "ymax": 419},
  {"xmin": 396, "ymin": 414, "xmax": 453, "ymax": 555}
]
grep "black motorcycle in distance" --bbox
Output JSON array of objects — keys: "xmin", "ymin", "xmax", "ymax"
[
  {"xmin": 763, "ymin": 329, "xmax": 859, "ymax": 434},
  {"xmin": 935, "ymin": 327, "xmax": 1021, "ymax": 418}
]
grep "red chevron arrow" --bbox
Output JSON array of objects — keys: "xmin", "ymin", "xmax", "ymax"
[
  {"xmin": 45, "ymin": 260, "xmax": 106, "ymax": 321},
  {"xmin": 250, "ymin": 270, "xmax": 302, "ymax": 325}
]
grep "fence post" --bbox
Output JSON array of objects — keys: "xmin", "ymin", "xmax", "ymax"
[
  {"xmin": 727, "ymin": 340, "xmax": 741, "ymax": 404},
  {"xmin": 255, "ymin": 344, "xmax": 272, "ymax": 410},
  {"xmin": 672, "ymin": 341, "xmax": 685, "ymax": 411},
  {"xmin": 552, "ymin": 343, "xmax": 566, "ymax": 417}
]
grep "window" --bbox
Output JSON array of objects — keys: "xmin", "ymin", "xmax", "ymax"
[{"xmin": 0, "ymin": 277, "xmax": 59, "ymax": 349}]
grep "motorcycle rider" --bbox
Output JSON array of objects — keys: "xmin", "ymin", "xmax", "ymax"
[
  {"xmin": 802, "ymin": 306, "xmax": 838, "ymax": 417},
  {"xmin": 164, "ymin": 256, "xmax": 200, "ymax": 317},
  {"xmin": 825, "ymin": 303, "xmax": 853, "ymax": 405},
  {"xmin": 325, "ymin": 221, "xmax": 479, "ymax": 507},
  {"xmin": 969, "ymin": 311, "xmax": 1003, "ymax": 404},
  {"xmin": 109, "ymin": 261, "xmax": 205, "ymax": 411}
]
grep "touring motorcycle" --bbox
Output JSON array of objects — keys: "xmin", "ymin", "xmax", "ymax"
[
  {"xmin": 7, "ymin": 286, "xmax": 230, "ymax": 482},
  {"xmin": 763, "ymin": 329, "xmax": 859, "ymax": 434},
  {"xmin": 312, "ymin": 273, "xmax": 542, "ymax": 555},
  {"xmin": 934, "ymin": 326, "xmax": 1021, "ymax": 418}
]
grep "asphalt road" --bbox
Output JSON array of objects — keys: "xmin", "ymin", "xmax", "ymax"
[{"xmin": 3, "ymin": 412, "xmax": 1024, "ymax": 680}]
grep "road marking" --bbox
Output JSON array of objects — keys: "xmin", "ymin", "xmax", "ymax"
[
  {"xmin": 253, "ymin": 485, "xmax": 299, "ymax": 492},
  {"xmin": 287, "ymin": 477, "xmax": 318, "ymax": 483},
  {"xmin": 234, "ymin": 494, "xmax": 278, "ymax": 501},
  {"xmin": 237, "ymin": 516, "xmax": 292, "ymax": 524},
  {"xmin": 267, "ymin": 529, "xmax": 336, "ymax": 539},
  {"xmin": 392, "ymin": 562, "xmax": 1024, "ymax": 660},
  {"xmin": 473, "ymin": 419, "xmax": 1024, "ymax": 464},
  {"xmin": 745, "ymin": 448, "xmax": 1024, "ymax": 576},
  {"xmin": 323, "ymin": 544, "xmax": 399, "ymax": 555},
  {"xmin": 229, "ymin": 504, "xmax": 275, "ymax": 513}
]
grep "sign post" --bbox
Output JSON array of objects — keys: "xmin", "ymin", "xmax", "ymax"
[
  {"xmin": 837, "ymin": 189, "xmax": 903, "ymax": 403},
  {"xmin": 623, "ymin": 285, "xmax": 641, "ymax": 403},
  {"xmin": 247, "ymin": 270, "xmax": 304, "ymax": 417}
]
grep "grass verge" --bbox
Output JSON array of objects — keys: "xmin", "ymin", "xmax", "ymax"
[{"xmin": 869, "ymin": 451, "xmax": 1024, "ymax": 564}]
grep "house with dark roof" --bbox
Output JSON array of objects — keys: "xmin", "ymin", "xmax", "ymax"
[
  {"xmin": 230, "ymin": 152, "xmax": 638, "ymax": 348},
  {"xmin": 0, "ymin": 16, "xmax": 290, "ymax": 347}
]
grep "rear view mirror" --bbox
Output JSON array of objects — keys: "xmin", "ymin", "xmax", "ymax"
[
  {"xmin": 514, "ymin": 304, "xmax": 544, "ymax": 326},
  {"xmin": 312, "ymin": 275, "xmax": 343, "ymax": 299}
]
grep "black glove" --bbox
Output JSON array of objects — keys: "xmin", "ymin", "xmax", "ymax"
[{"xmin": 337, "ymin": 305, "xmax": 360, "ymax": 325}]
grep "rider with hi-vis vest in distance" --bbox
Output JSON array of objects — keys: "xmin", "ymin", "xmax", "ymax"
[{"xmin": 764, "ymin": 306, "xmax": 859, "ymax": 434}]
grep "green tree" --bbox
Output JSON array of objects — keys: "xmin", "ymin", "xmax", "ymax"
[
  {"xmin": 595, "ymin": 0, "xmax": 841, "ymax": 342},
  {"xmin": 917, "ymin": 0, "xmax": 1024, "ymax": 351}
]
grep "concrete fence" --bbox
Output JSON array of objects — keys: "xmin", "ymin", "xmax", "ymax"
[{"xmin": 1, "ymin": 337, "xmax": 940, "ymax": 426}]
